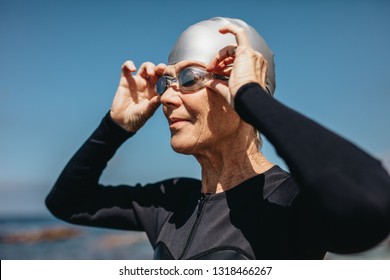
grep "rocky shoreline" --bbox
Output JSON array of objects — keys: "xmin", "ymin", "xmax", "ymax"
[{"xmin": 0, "ymin": 226, "xmax": 82, "ymax": 243}]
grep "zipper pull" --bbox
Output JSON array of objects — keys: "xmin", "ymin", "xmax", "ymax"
[{"xmin": 197, "ymin": 195, "xmax": 206, "ymax": 216}]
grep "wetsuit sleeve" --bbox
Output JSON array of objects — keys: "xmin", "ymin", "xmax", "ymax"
[
  {"xmin": 45, "ymin": 112, "xmax": 167, "ymax": 236},
  {"xmin": 234, "ymin": 83, "xmax": 390, "ymax": 254}
]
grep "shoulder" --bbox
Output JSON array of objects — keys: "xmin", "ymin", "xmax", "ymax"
[{"xmin": 263, "ymin": 166, "xmax": 301, "ymax": 207}]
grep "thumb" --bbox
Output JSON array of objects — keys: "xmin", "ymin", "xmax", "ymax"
[
  {"xmin": 146, "ymin": 95, "xmax": 161, "ymax": 113},
  {"xmin": 206, "ymin": 80, "xmax": 234, "ymax": 107}
]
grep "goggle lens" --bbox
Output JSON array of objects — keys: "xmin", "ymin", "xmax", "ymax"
[
  {"xmin": 178, "ymin": 68, "xmax": 198, "ymax": 87},
  {"xmin": 156, "ymin": 76, "xmax": 170, "ymax": 95},
  {"xmin": 155, "ymin": 67, "xmax": 228, "ymax": 96}
]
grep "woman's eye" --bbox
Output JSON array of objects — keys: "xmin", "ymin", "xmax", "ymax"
[{"xmin": 180, "ymin": 71, "xmax": 197, "ymax": 87}]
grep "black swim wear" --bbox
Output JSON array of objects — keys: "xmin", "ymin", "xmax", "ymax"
[{"xmin": 46, "ymin": 83, "xmax": 390, "ymax": 259}]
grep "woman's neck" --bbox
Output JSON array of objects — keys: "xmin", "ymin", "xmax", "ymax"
[{"xmin": 195, "ymin": 139, "xmax": 273, "ymax": 194}]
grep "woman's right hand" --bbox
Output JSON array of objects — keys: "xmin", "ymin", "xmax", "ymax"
[{"xmin": 110, "ymin": 61, "xmax": 166, "ymax": 133}]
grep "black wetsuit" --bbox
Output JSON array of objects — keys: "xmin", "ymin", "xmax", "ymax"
[{"xmin": 46, "ymin": 83, "xmax": 390, "ymax": 259}]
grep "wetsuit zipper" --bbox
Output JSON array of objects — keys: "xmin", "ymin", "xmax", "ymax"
[{"xmin": 178, "ymin": 193, "xmax": 208, "ymax": 259}]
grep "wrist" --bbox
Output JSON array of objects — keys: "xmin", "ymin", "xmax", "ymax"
[
  {"xmin": 108, "ymin": 110, "xmax": 138, "ymax": 134},
  {"xmin": 90, "ymin": 111, "xmax": 135, "ymax": 148},
  {"xmin": 109, "ymin": 110, "xmax": 138, "ymax": 133},
  {"xmin": 231, "ymin": 81, "xmax": 261, "ymax": 97}
]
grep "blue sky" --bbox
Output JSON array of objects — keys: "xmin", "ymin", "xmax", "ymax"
[{"xmin": 1, "ymin": 0, "xmax": 389, "ymax": 216}]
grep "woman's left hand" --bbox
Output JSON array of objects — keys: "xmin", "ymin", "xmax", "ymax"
[{"xmin": 206, "ymin": 24, "xmax": 268, "ymax": 105}]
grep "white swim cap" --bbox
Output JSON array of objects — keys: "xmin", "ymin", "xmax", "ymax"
[{"xmin": 168, "ymin": 17, "xmax": 276, "ymax": 95}]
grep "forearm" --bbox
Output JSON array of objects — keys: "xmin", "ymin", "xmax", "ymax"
[
  {"xmin": 45, "ymin": 112, "xmax": 134, "ymax": 221},
  {"xmin": 235, "ymin": 84, "xmax": 383, "ymax": 180},
  {"xmin": 235, "ymin": 83, "xmax": 390, "ymax": 252}
]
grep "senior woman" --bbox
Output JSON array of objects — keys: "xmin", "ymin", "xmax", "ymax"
[{"xmin": 46, "ymin": 17, "xmax": 390, "ymax": 260}]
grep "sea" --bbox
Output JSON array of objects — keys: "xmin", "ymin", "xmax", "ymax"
[
  {"xmin": 0, "ymin": 215, "xmax": 153, "ymax": 260},
  {"xmin": 1, "ymin": 215, "xmax": 389, "ymax": 260}
]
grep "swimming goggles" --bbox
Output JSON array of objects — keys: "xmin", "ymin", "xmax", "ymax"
[{"xmin": 156, "ymin": 66, "xmax": 229, "ymax": 95}]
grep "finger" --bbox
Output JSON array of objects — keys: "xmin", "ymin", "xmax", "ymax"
[
  {"xmin": 122, "ymin": 61, "xmax": 137, "ymax": 76},
  {"xmin": 219, "ymin": 24, "xmax": 251, "ymax": 48},
  {"xmin": 155, "ymin": 63, "xmax": 166, "ymax": 72},
  {"xmin": 211, "ymin": 67, "xmax": 232, "ymax": 77},
  {"xmin": 207, "ymin": 45, "xmax": 236, "ymax": 71},
  {"xmin": 211, "ymin": 58, "xmax": 233, "ymax": 76},
  {"xmin": 219, "ymin": 66, "xmax": 233, "ymax": 76},
  {"xmin": 145, "ymin": 63, "xmax": 166, "ymax": 85},
  {"xmin": 149, "ymin": 94, "xmax": 161, "ymax": 106},
  {"xmin": 214, "ymin": 57, "xmax": 234, "ymax": 72},
  {"xmin": 144, "ymin": 95, "xmax": 162, "ymax": 118},
  {"xmin": 155, "ymin": 63, "xmax": 167, "ymax": 76},
  {"xmin": 138, "ymin": 62, "xmax": 156, "ymax": 79}
]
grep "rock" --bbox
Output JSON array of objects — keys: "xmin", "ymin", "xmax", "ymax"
[
  {"xmin": 0, "ymin": 226, "xmax": 82, "ymax": 243},
  {"xmin": 98, "ymin": 232, "xmax": 148, "ymax": 249}
]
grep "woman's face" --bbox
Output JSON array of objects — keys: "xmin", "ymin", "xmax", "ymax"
[{"xmin": 160, "ymin": 61, "xmax": 241, "ymax": 155}]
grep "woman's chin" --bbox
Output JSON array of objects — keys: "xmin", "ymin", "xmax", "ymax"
[{"xmin": 170, "ymin": 137, "xmax": 195, "ymax": 155}]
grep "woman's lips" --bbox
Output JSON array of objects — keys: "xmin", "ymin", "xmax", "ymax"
[{"xmin": 169, "ymin": 118, "xmax": 190, "ymax": 128}]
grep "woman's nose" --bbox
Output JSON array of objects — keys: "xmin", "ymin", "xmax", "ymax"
[{"xmin": 160, "ymin": 85, "xmax": 182, "ymax": 108}]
